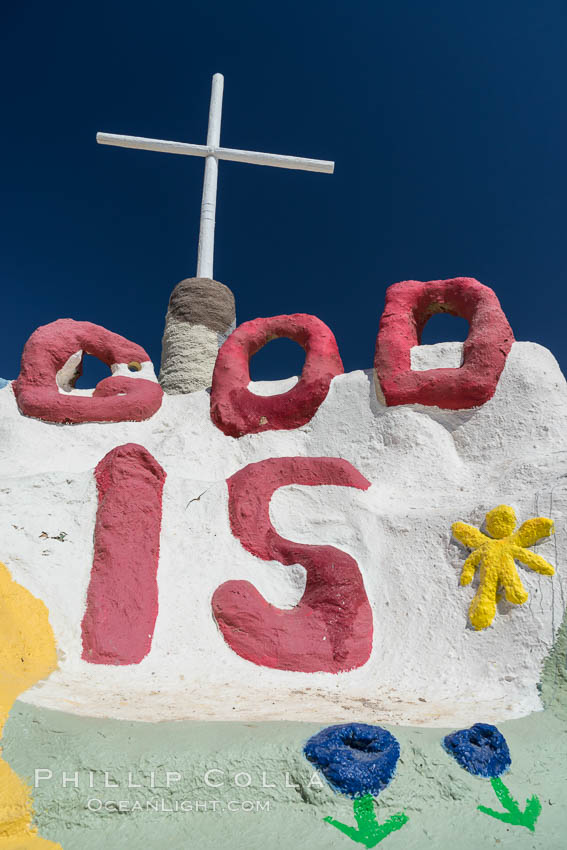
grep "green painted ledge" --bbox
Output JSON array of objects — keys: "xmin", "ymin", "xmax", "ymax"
[{"xmin": 4, "ymin": 699, "xmax": 567, "ymax": 850}]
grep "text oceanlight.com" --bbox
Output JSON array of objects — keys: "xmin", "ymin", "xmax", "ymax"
[{"xmin": 86, "ymin": 799, "xmax": 270, "ymax": 813}]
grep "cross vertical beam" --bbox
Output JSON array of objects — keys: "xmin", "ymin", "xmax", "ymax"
[{"xmin": 197, "ymin": 73, "xmax": 224, "ymax": 279}]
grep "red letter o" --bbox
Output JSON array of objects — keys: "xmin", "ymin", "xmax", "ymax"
[{"xmin": 210, "ymin": 314, "xmax": 343, "ymax": 437}]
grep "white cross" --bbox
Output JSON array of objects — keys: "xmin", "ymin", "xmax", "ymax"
[{"xmin": 97, "ymin": 73, "xmax": 335, "ymax": 280}]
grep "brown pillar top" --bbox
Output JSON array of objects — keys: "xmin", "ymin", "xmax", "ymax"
[{"xmin": 167, "ymin": 278, "xmax": 235, "ymax": 333}]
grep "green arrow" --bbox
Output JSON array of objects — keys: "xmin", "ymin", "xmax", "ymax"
[
  {"xmin": 323, "ymin": 794, "xmax": 409, "ymax": 848},
  {"xmin": 478, "ymin": 776, "xmax": 542, "ymax": 832}
]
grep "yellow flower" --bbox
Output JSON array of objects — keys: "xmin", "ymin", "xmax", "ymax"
[{"xmin": 452, "ymin": 506, "xmax": 555, "ymax": 631}]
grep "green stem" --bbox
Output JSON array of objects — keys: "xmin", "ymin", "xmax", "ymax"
[
  {"xmin": 477, "ymin": 776, "xmax": 542, "ymax": 832},
  {"xmin": 323, "ymin": 794, "xmax": 409, "ymax": 848}
]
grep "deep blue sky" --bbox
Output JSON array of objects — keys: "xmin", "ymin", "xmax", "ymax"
[{"xmin": 1, "ymin": 1, "xmax": 566, "ymax": 383}]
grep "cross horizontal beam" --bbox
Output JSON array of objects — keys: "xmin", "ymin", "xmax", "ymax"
[{"xmin": 96, "ymin": 132, "xmax": 335, "ymax": 174}]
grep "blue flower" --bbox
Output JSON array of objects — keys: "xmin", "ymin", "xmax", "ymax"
[
  {"xmin": 443, "ymin": 723, "xmax": 511, "ymax": 778},
  {"xmin": 304, "ymin": 723, "xmax": 401, "ymax": 798}
]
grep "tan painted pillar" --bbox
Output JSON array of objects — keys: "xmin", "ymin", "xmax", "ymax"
[{"xmin": 159, "ymin": 277, "xmax": 236, "ymax": 394}]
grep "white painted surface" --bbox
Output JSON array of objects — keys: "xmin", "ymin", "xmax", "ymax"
[
  {"xmin": 411, "ymin": 341, "xmax": 464, "ymax": 371},
  {"xmin": 160, "ymin": 322, "xmax": 221, "ymax": 394},
  {"xmin": 97, "ymin": 73, "xmax": 334, "ymax": 279},
  {"xmin": 1, "ymin": 341, "xmax": 567, "ymax": 726},
  {"xmin": 248, "ymin": 376, "xmax": 299, "ymax": 396}
]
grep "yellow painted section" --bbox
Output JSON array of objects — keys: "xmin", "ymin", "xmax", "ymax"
[
  {"xmin": 452, "ymin": 506, "xmax": 555, "ymax": 630},
  {"xmin": 0, "ymin": 562, "xmax": 61, "ymax": 849}
]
